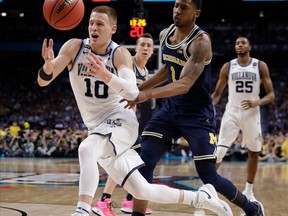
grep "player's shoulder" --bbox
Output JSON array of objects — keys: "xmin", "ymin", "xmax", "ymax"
[
  {"xmin": 160, "ymin": 27, "xmax": 169, "ymax": 39},
  {"xmin": 65, "ymin": 38, "xmax": 82, "ymax": 46},
  {"xmin": 159, "ymin": 24, "xmax": 173, "ymax": 41},
  {"xmin": 220, "ymin": 61, "xmax": 231, "ymax": 74},
  {"xmin": 114, "ymin": 45, "xmax": 131, "ymax": 58},
  {"xmin": 62, "ymin": 38, "xmax": 83, "ymax": 52},
  {"xmin": 113, "ymin": 46, "xmax": 133, "ymax": 69}
]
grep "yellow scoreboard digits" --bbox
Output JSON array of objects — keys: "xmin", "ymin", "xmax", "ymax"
[{"xmin": 130, "ymin": 18, "xmax": 147, "ymax": 38}]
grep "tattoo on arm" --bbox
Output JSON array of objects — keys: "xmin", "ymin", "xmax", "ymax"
[{"xmin": 180, "ymin": 38, "xmax": 209, "ymax": 82}]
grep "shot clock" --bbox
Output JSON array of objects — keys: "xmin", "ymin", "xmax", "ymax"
[{"xmin": 129, "ymin": 18, "xmax": 147, "ymax": 38}]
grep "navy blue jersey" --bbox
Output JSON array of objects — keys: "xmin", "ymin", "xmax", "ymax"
[
  {"xmin": 160, "ymin": 24, "xmax": 212, "ymax": 110},
  {"xmin": 133, "ymin": 57, "xmax": 149, "ymax": 86},
  {"xmin": 142, "ymin": 25, "xmax": 217, "ymax": 159}
]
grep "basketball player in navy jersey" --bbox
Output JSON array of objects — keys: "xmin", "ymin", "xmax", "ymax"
[
  {"xmin": 37, "ymin": 5, "xmax": 232, "ymax": 216},
  {"xmin": 123, "ymin": 1, "xmax": 265, "ymax": 216},
  {"xmin": 92, "ymin": 33, "xmax": 154, "ymax": 216},
  {"xmin": 212, "ymin": 36, "xmax": 275, "ymax": 203}
]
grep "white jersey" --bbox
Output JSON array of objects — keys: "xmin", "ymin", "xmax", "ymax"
[
  {"xmin": 69, "ymin": 39, "xmax": 137, "ymax": 130},
  {"xmin": 216, "ymin": 57, "xmax": 263, "ymax": 162},
  {"xmin": 228, "ymin": 58, "xmax": 261, "ymax": 108}
]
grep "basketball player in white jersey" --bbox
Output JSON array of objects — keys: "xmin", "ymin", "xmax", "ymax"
[
  {"xmin": 37, "ymin": 5, "xmax": 232, "ymax": 216},
  {"xmin": 212, "ymin": 36, "xmax": 275, "ymax": 203},
  {"xmin": 92, "ymin": 33, "xmax": 154, "ymax": 216}
]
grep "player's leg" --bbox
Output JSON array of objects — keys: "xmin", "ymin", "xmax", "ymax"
[
  {"xmin": 242, "ymin": 107, "xmax": 262, "ymax": 202},
  {"xmin": 121, "ymin": 135, "xmax": 153, "ymax": 215},
  {"xmin": 242, "ymin": 150, "xmax": 259, "ymax": 202},
  {"xmin": 92, "ymin": 176, "xmax": 118, "ymax": 216},
  {"xmin": 72, "ymin": 135, "xmax": 112, "ymax": 216},
  {"xmin": 132, "ymin": 136, "xmax": 171, "ymax": 215},
  {"xmin": 195, "ymin": 159, "xmax": 264, "ymax": 216},
  {"xmin": 124, "ymin": 170, "xmax": 233, "ymax": 216},
  {"xmin": 216, "ymin": 109, "xmax": 240, "ymax": 169},
  {"xmin": 102, "ymin": 176, "xmax": 118, "ymax": 198},
  {"xmin": 184, "ymin": 125, "xmax": 263, "ymax": 216}
]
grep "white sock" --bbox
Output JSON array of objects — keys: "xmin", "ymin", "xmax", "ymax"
[
  {"xmin": 245, "ymin": 182, "xmax": 253, "ymax": 192},
  {"xmin": 183, "ymin": 190, "xmax": 197, "ymax": 205},
  {"xmin": 76, "ymin": 201, "xmax": 90, "ymax": 215}
]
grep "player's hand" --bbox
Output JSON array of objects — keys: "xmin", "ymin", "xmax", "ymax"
[
  {"xmin": 241, "ymin": 100, "xmax": 259, "ymax": 110},
  {"xmin": 120, "ymin": 91, "xmax": 150, "ymax": 109},
  {"xmin": 119, "ymin": 98, "xmax": 136, "ymax": 109},
  {"xmin": 82, "ymin": 52, "xmax": 110, "ymax": 82},
  {"xmin": 42, "ymin": 38, "xmax": 55, "ymax": 73}
]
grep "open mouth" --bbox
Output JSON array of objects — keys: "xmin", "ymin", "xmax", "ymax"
[{"xmin": 91, "ymin": 34, "xmax": 99, "ymax": 39}]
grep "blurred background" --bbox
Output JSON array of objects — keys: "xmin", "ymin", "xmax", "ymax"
[{"xmin": 0, "ymin": 0, "xmax": 287, "ymax": 159}]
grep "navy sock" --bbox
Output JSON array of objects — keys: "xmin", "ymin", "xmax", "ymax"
[
  {"xmin": 101, "ymin": 193, "xmax": 111, "ymax": 201},
  {"xmin": 126, "ymin": 193, "xmax": 133, "ymax": 201}
]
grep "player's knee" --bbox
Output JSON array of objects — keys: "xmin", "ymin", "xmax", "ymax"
[
  {"xmin": 78, "ymin": 139, "xmax": 91, "ymax": 157},
  {"xmin": 140, "ymin": 151, "xmax": 160, "ymax": 182},
  {"xmin": 138, "ymin": 163, "xmax": 154, "ymax": 183},
  {"xmin": 140, "ymin": 137, "xmax": 165, "ymax": 168},
  {"xmin": 139, "ymin": 136, "xmax": 167, "ymax": 182},
  {"xmin": 141, "ymin": 151, "xmax": 157, "ymax": 169}
]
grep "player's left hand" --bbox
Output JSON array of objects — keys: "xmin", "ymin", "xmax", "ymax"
[
  {"xmin": 82, "ymin": 52, "xmax": 109, "ymax": 80},
  {"xmin": 241, "ymin": 100, "xmax": 259, "ymax": 110}
]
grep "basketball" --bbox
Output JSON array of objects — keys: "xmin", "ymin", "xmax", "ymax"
[{"xmin": 43, "ymin": 0, "xmax": 85, "ymax": 31}]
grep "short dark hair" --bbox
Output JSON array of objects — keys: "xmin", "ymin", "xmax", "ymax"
[
  {"xmin": 191, "ymin": 0, "xmax": 202, "ymax": 10},
  {"xmin": 136, "ymin": 33, "xmax": 153, "ymax": 45},
  {"xmin": 236, "ymin": 35, "xmax": 251, "ymax": 46}
]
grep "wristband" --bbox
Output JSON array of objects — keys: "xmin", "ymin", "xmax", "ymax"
[{"xmin": 38, "ymin": 67, "xmax": 53, "ymax": 81}]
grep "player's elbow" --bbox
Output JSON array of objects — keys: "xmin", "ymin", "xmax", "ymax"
[{"xmin": 181, "ymin": 85, "xmax": 191, "ymax": 94}]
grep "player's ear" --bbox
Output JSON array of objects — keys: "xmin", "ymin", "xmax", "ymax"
[
  {"xmin": 195, "ymin": 10, "xmax": 201, "ymax": 18},
  {"xmin": 112, "ymin": 24, "xmax": 117, "ymax": 34}
]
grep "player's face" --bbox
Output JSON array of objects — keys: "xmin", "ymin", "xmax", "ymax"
[
  {"xmin": 88, "ymin": 12, "xmax": 116, "ymax": 45},
  {"xmin": 173, "ymin": 0, "xmax": 200, "ymax": 27},
  {"xmin": 235, "ymin": 37, "xmax": 251, "ymax": 56},
  {"xmin": 135, "ymin": 37, "xmax": 154, "ymax": 60}
]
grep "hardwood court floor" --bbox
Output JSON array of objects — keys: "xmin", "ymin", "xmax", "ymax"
[{"xmin": 0, "ymin": 157, "xmax": 287, "ymax": 216}]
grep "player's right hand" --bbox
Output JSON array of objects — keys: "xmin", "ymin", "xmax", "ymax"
[{"xmin": 42, "ymin": 38, "xmax": 55, "ymax": 73}]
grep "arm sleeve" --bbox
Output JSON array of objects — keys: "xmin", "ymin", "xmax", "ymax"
[{"xmin": 106, "ymin": 67, "xmax": 139, "ymax": 100}]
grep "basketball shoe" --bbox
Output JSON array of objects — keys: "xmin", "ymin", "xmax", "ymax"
[
  {"xmin": 243, "ymin": 189, "xmax": 257, "ymax": 202},
  {"xmin": 193, "ymin": 184, "xmax": 233, "ymax": 216},
  {"xmin": 71, "ymin": 213, "xmax": 88, "ymax": 216},
  {"xmin": 71, "ymin": 207, "xmax": 90, "ymax": 216},
  {"xmin": 92, "ymin": 198, "xmax": 117, "ymax": 216},
  {"xmin": 121, "ymin": 198, "xmax": 153, "ymax": 215}
]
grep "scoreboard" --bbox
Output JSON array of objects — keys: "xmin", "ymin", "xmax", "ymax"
[{"xmin": 129, "ymin": 18, "xmax": 147, "ymax": 38}]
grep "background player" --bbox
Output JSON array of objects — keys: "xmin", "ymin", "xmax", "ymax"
[{"xmin": 211, "ymin": 36, "xmax": 275, "ymax": 202}]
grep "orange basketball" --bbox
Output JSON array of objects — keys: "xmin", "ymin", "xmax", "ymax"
[{"xmin": 43, "ymin": 0, "xmax": 85, "ymax": 31}]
